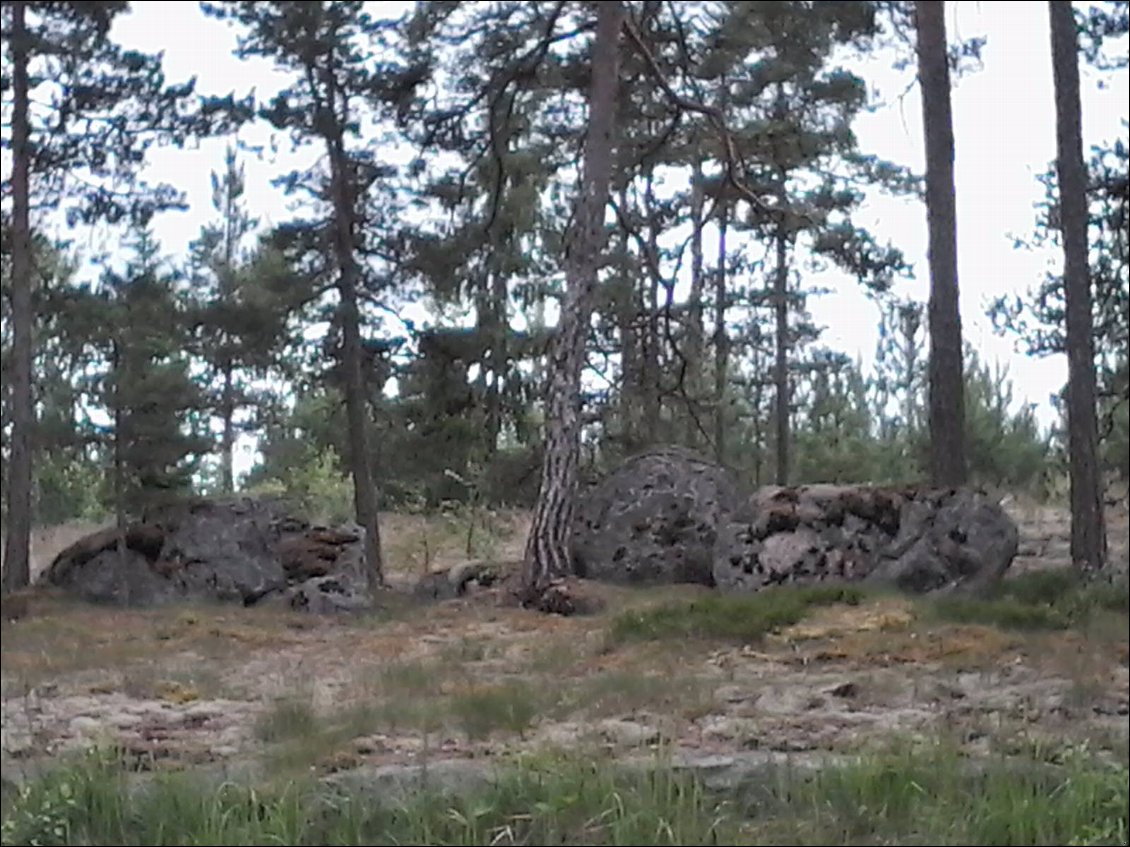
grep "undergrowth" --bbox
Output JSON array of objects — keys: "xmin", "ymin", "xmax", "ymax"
[
  {"xmin": 2, "ymin": 742, "xmax": 1126, "ymax": 846},
  {"xmin": 608, "ymin": 584, "xmax": 866, "ymax": 644},
  {"xmin": 927, "ymin": 569, "xmax": 1129, "ymax": 631}
]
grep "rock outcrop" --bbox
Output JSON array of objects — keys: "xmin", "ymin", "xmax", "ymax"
[
  {"xmin": 42, "ymin": 497, "xmax": 371, "ymax": 611},
  {"xmin": 571, "ymin": 446, "xmax": 744, "ymax": 586},
  {"xmin": 713, "ymin": 484, "xmax": 1018, "ymax": 595},
  {"xmin": 570, "ymin": 448, "xmax": 1018, "ymax": 595}
]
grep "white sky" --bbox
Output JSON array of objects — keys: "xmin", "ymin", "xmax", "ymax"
[{"xmin": 47, "ymin": 2, "xmax": 1130, "ymax": 438}]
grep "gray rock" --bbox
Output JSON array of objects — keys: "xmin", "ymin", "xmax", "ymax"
[
  {"xmin": 867, "ymin": 487, "xmax": 1019, "ymax": 594},
  {"xmin": 42, "ymin": 497, "xmax": 371, "ymax": 612},
  {"xmin": 713, "ymin": 485, "xmax": 1017, "ymax": 595},
  {"xmin": 412, "ymin": 560, "xmax": 503, "ymax": 602},
  {"xmin": 283, "ymin": 576, "xmax": 371, "ymax": 614},
  {"xmin": 53, "ymin": 545, "xmax": 187, "ymax": 607},
  {"xmin": 572, "ymin": 446, "xmax": 744, "ymax": 586}
]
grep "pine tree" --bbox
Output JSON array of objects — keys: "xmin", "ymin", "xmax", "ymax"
[
  {"xmin": 915, "ymin": 0, "xmax": 967, "ymax": 488},
  {"xmin": 204, "ymin": 0, "xmax": 422, "ymax": 588},
  {"xmin": 0, "ymin": 0, "xmax": 243, "ymax": 591},
  {"xmin": 188, "ymin": 146, "xmax": 293, "ymax": 495},
  {"xmin": 92, "ymin": 231, "xmax": 209, "ymax": 524},
  {"xmin": 1049, "ymin": 0, "xmax": 1107, "ymax": 572},
  {"xmin": 522, "ymin": 1, "xmax": 624, "ymax": 600},
  {"xmin": 2, "ymin": 0, "xmax": 33, "ymax": 593}
]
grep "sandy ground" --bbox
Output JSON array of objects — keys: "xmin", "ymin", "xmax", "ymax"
[{"xmin": 1, "ymin": 502, "xmax": 1126, "ymax": 788}]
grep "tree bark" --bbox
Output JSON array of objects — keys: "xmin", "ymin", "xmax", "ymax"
[
  {"xmin": 2, "ymin": 0, "xmax": 34, "ymax": 594},
  {"xmin": 915, "ymin": 0, "xmax": 967, "ymax": 488},
  {"xmin": 220, "ymin": 364, "xmax": 235, "ymax": 494},
  {"xmin": 219, "ymin": 167, "xmax": 237, "ymax": 495},
  {"xmin": 1049, "ymin": 0, "xmax": 1107, "ymax": 573},
  {"xmin": 521, "ymin": 1, "xmax": 622, "ymax": 599},
  {"xmin": 642, "ymin": 165, "xmax": 661, "ymax": 444},
  {"xmin": 321, "ymin": 83, "xmax": 384, "ymax": 588},
  {"xmin": 713, "ymin": 201, "xmax": 730, "ymax": 466},
  {"xmin": 773, "ymin": 222, "xmax": 790, "ymax": 486},
  {"xmin": 616, "ymin": 185, "xmax": 640, "ymax": 452},
  {"xmin": 485, "ymin": 268, "xmax": 508, "ymax": 456},
  {"xmin": 685, "ymin": 143, "xmax": 706, "ymax": 448}
]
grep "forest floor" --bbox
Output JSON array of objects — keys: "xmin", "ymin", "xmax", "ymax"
[{"xmin": 1, "ymin": 498, "xmax": 1128, "ymax": 842}]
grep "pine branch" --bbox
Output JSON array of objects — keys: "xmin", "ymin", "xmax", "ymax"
[{"xmin": 621, "ymin": 15, "xmax": 771, "ymax": 215}]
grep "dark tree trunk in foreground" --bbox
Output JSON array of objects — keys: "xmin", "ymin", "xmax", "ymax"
[
  {"xmin": 915, "ymin": 0, "xmax": 967, "ymax": 488},
  {"xmin": 1049, "ymin": 0, "xmax": 1107, "ymax": 572},
  {"xmin": 3, "ymin": 0, "xmax": 34, "ymax": 594},
  {"xmin": 522, "ymin": 1, "xmax": 622, "ymax": 599}
]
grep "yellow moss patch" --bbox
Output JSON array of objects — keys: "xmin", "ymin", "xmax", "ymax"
[
  {"xmin": 776, "ymin": 598, "xmax": 914, "ymax": 642},
  {"xmin": 157, "ymin": 680, "xmax": 200, "ymax": 704}
]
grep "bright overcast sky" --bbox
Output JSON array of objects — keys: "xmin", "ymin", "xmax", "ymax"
[{"xmin": 57, "ymin": 2, "xmax": 1130, "ymax": 434}]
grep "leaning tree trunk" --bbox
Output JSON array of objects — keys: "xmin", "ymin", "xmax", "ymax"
[
  {"xmin": 915, "ymin": 0, "xmax": 967, "ymax": 488},
  {"xmin": 2, "ymin": 0, "xmax": 33, "ymax": 594},
  {"xmin": 521, "ymin": 0, "xmax": 622, "ymax": 600},
  {"xmin": 1049, "ymin": 0, "xmax": 1107, "ymax": 573}
]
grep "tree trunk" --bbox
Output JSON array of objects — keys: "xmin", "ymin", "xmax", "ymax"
[
  {"xmin": 713, "ymin": 201, "xmax": 730, "ymax": 466},
  {"xmin": 220, "ymin": 363, "xmax": 235, "ymax": 494},
  {"xmin": 1049, "ymin": 0, "xmax": 1107, "ymax": 573},
  {"xmin": 617, "ymin": 186, "xmax": 640, "ymax": 452},
  {"xmin": 685, "ymin": 143, "xmax": 706, "ymax": 448},
  {"xmin": 2, "ymin": 0, "xmax": 33, "ymax": 594},
  {"xmin": 485, "ymin": 268, "xmax": 508, "ymax": 456},
  {"xmin": 915, "ymin": 0, "xmax": 967, "ymax": 488},
  {"xmin": 219, "ymin": 166, "xmax": 237, "ymax": 495},
  {"xmin": 325, "ymin": 133, "xmax": 384, "ymax": 588},
  {"xmin": 521, "ymin": 1, "xmax": 622, "ymax": 599},
  {"xmin": 642, "ymin": 166, "xmax": 661, "ymax": 444},
  {"xmin": 773, "ymin": 222, "xmax": 790, "ymax": 486}
]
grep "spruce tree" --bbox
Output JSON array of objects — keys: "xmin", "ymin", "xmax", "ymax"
[{"xmin": 0, "ymin": 0, "xmax": 245, "ymax": 591}]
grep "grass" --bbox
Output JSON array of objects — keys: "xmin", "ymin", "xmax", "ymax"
[
  {"xmin": 926, "ymin": 569, "xmax": 1129, "ymax": 632},
  {"xmin": 256, "ymin": 696, "xmax": 319, "ymax": 743},
  {"xmin": 3, "ymin": 743, "xmax": 1126, "ymax": 846},
  {"xmin": 608, "ymin": 584, "xmax": 866, "ymax": 645},
  {"xmin": 448, "ymin": 681, "xmax": 541, "ymax": 741}
]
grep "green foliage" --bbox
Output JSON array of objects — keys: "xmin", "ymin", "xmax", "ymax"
[
  {"xmin": 2, "ymin": 2, "xmax": 247, "ymax": 228},
  {"xmin": 758, "ymin": 743, "xmax": 1130, "ymax": 846},
  {"xmin": 248, "ymin": 391, "xmax": 355, "ymax": 522},
  {"xmin": 963, "ymin": 351, "xmax": 1050, "ymax": 493},
  {"xmin": 989, "ymin": 130, "xmax": 1128, "ymax": 478},
  {"xmin": 448, "ymin": 682, "xmax": 540, "ymax": 741},
  {"xmin": 254, "ymin": 697, "xmax": 318, "ymax": 744},
  {"xmin": 277, "ymin": 446, "xmax": 354, "ymax": 526},
  {"xmin": 188, "ymin": 145, "xmax": 290, "ymax": 494},
  {"xmin": 926, "ymin": 568, "xmax": 1129, "ymax": 631},
  {"xmin": 789, "ymin": 340, "xmax": 1051, "ymax": 493},
  {"xmin": 4, "ymin": 743, "xmax": 1126, "ymax": 846},
  {"xmin": 609, "ymin": 585, "xmax": 864, "ymax": 645},
  {"xmin": 33, "ymin": 452, "xmax": 109, "ymax": 526},
  {"xmin": 96, "ymin": 231, "xmax": 208, "ymax": 517}
]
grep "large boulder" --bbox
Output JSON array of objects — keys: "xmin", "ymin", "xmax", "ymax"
[
  {"xmin": 572, "ymin": 446, "xmax": 744, "ymax": 586},
  {"xmin": 713, "ymin": 485, "xmax": 1018, "ymax": 595},
  {"xmin": 42, "ymin": 497, "xmax": 371, "ymax": 611}
]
